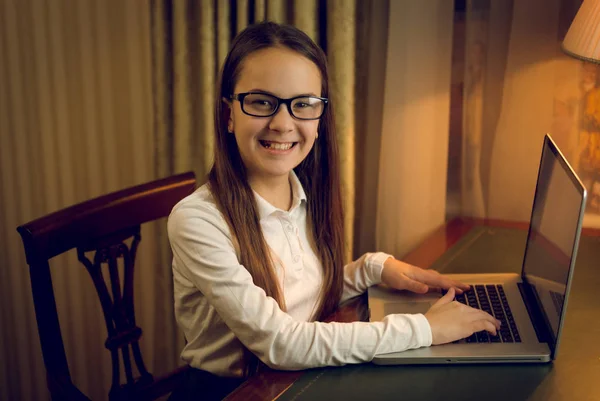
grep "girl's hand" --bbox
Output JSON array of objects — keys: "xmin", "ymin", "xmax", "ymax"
[
  {"xmin": 381, "ymin": 258, "xmax": 470, "ymax": 294},
  {"xmin": 425, "ymin": 288, "xmax": 501, "ymax": 345}
]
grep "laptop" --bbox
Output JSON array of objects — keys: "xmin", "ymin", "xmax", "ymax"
[{"xmin": 369, "ymin": 134, "xmax": 587, "ymax": 364}]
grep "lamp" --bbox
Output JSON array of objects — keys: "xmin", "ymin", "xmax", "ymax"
[{"xmin": 562, "ymin": 0, "xmax": 600, "ymax": 63}]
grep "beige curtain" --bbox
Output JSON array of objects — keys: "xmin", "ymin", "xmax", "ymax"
[
  {"xmin": 0, "ymin": 1, "xmax": 162, "ymax": 400},
  {"xmin": 0, "ymin": 0, "xmax": 367, "ymax": 399},
  {"xmin": 459, "ymin": 0, "xmax": 600, "ymax": 226}
]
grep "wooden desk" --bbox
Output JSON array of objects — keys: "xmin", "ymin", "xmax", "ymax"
[{"xmin": 226, "ymin": 218, "xmax": 600, "ymax": 401}]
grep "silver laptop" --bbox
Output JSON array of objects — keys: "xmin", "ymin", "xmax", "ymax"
[{"xmin": 369, "ymin": 134, "xmax": 587, "ymax": 364}]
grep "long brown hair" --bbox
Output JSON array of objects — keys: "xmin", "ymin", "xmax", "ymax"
[{"xmin": 207, "ymin": 21, "xmax": 344, "ymax": 376}]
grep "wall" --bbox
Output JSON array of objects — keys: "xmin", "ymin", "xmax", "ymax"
[
  {"xmin": 375, "ymin": 0, "xmax": 454, "ymax": 258},
  {"xmin": 354, "ymin": 0, "xmax": 389, "ymax": 256}
]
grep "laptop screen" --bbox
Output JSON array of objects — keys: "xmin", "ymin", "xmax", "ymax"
[{"xmin": 522, "ymin": 135, "xmax": 586, "ymax": 347}]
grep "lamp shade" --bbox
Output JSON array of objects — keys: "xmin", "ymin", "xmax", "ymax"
[{"xmin": 562, "ymin": 0, "xmax": 600, "ymax": 63}]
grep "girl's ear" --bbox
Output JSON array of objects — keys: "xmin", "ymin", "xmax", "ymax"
[{"xmin": 222, "ymin": 97, "xmax": 234, "ymax": 133}]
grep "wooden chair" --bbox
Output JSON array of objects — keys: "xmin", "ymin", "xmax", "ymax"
[{"xmin": 17, "ymin": 172, "xmax": 196, "ymax": 401}]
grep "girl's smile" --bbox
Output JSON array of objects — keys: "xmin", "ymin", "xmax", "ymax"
[{"xmin": 258, "ymin": 140, "xmax": 297, "ymax": 152}]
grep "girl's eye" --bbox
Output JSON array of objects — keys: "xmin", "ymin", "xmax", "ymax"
[
  {"xmin": 246, "ymin": 97, "xmax": 276, "ymax": 110},
  {"xmin": 293, "ymin": 100, "xmax": 316, "ymax": 109},
  {"xmin": 251, "ymin": 99, "xmax": 273, "ymax": 107}
]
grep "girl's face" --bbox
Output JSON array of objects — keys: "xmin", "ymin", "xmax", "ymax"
[{"xmin": 227, "ymin": 46, "xmax": 322, "ymax": 185}]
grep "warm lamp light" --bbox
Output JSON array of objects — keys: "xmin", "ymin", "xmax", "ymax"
[{"xmin": 562, "ymin": 0, "xmax": 600, "ymax": 63}]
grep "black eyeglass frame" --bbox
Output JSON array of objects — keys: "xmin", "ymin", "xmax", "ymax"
[{"xmin": 229, "ymin": 92, "xmax": 329, "ymax": 120}]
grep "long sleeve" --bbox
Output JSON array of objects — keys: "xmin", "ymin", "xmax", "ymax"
[
  {"xmin": 168, "ymin": 200, "xmax": 432, "ymax": 372},
  {"xmin": 341, "ymin": 252, "xmax": 393, "ymax": 303}
]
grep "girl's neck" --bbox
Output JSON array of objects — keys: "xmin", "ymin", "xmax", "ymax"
[{"xmin": 249, "ymin": 173, "xmax": 293, "ymax": 211}]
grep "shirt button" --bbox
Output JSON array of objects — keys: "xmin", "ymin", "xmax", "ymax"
[{"xmin": 293, "ymin": 255, "xmax": 301, "ymax": 263}]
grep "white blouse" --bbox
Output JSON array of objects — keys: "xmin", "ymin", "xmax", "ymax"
[{"xmin": 167, "ymin": 171, "xmax": 432, "ymax": 377}]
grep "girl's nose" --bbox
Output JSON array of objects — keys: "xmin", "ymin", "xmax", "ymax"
[{"xmin": 268, "ymin": 104, "xmax": 295, "ymax": 132}]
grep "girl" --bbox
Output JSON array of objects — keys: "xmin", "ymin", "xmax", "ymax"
[{"xmin": 167, "ymin": 21, "xmax": 500, "ymax": 400}]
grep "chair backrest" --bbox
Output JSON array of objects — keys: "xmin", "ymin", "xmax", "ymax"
[{"xmin": 17, "ymin": 172, "xmax": 196, "ymax": 401}]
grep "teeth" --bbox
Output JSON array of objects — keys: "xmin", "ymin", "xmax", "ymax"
[{"xmin": 262, "ymin": 141, "xmax": 293, "ymax": 150}]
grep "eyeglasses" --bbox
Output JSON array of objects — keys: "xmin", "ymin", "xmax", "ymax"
[{"xmin": 230, "ymin": 92, "xmax": 328, "ymax": 120}]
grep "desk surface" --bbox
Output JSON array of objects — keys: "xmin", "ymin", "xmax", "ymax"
[{"xmin": 225, "ymin": 218, "xmax": 600, "ymax": 401}]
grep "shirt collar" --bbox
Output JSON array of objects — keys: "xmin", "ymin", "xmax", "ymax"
[{"xmin": 254, "ymin": 170, "xmax": 307, "ymax": 221}]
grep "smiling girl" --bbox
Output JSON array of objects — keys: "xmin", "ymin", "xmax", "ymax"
[{"xmin": 167, "ymin": 21, "xmax": 499, "ymax": 401}]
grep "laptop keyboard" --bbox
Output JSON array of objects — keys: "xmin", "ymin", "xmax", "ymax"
[{"xmin": 454, "ymin": 285, "xmax": 521, "ymax": 343}]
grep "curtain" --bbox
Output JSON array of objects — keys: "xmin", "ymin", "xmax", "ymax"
[
  {"xmin": 0, "ymin": 1, "xmax": 159, "ymax": 400},
  {"xmin": 459, "ymin": 0, "xmax": 600, "ymax": 226},
  {"xmin": 0, "ymin": 0, "xmax": 368, "ymax": 399}
]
